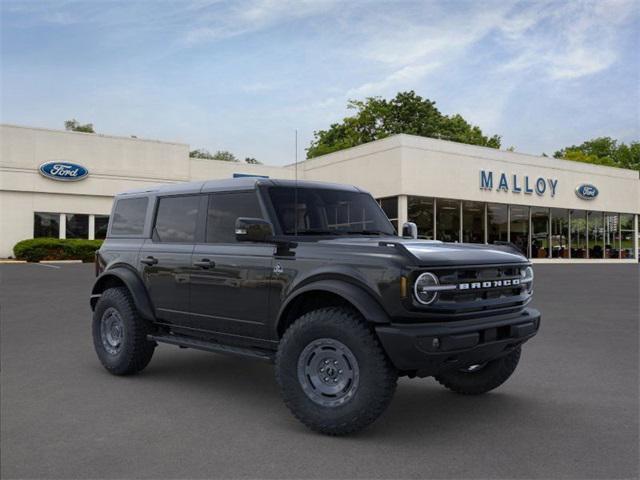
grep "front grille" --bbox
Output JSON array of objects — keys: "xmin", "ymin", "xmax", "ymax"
[{"xmin": 419, "ymin": 264, "xmax": 531, "ymax": 318}]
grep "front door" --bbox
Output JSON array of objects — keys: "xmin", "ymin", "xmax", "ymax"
[
  {"xmin": 140, "ymin": 194, "xmax": 201, "ymax": 325},
  {"xmin": 189, "ymin": 191, "xmax": 274, "ymax": 344}
]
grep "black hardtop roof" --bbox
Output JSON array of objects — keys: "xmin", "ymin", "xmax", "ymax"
[{"xmin": 116, "ymin": 177, "xmax": 363, "ymax": 197}]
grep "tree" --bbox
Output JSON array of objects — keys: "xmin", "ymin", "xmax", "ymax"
[
  {"xmin": 212, "ymin": 150, "xmax": 238, "ymax": 162},
  {"xmin": 554, "ymin": 137, "xmax": 640, "ymax": 172},
  {"xmin": 64, "ymin": 119, "xmax": 94, "ymax": 133},
  {"xmin": 307, "ymin": 91, "xmax": 501, "ymax": 158},
  {"xmin": 189, "ymin": 149, "xmax": 215, "ymax": 159},
  {"xmin": 189, "ymin": 149, "xmax": 239, "ymax": 162},
  {"xmin": 244, "ymin": 157, "xmax": 262, "ymax": 164}
]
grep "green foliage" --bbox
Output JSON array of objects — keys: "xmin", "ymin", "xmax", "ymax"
[
  {"xmin": 212, "ymin": 150, "xmax": 238, "ymax": 162},
  {"xmin": 307, "ymin": 91, "xmax": 501, "ymax": 158},
  {"xmin": 189, "ymin": 149, "xmax": 239, "ymax": 162},
  {"xmin": 554, "ymin": 137, "xmax": 640, "ymax": 171},
  {"xmin": 189, "ymin": 149, "xmax": 215, "ymax": 159},
  {"xmin": 13, "ymin": 238, "xmax": 103, "ymax": 262},
  {"xmin": 64, "ymin": 119, "xmax": 95, "ymax": 133},
  {"xmin": 244, "ymin": 157, "xmax": 262, "ymax": 164}
]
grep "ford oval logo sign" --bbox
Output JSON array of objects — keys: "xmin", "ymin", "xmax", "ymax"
[
  {"xmin": 39, "ymin": 161, "xmax": 89, "ymax": 182},
  {"xmin": 575, "ymin": 184, "xmax": 598, "ymax": 200}
]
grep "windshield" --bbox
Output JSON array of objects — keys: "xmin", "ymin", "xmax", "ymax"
[{"xmin": 268, "ymin": 186, "xmax": 396, "ymax": 236}]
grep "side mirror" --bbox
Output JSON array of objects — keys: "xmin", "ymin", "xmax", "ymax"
[
  {"xmin": 402, "ymin": 222, "xmax": 418, "ymax": 239},
  {"xmin": 235, "ymin": 217, "xmax": 274, "ymax": 242}
]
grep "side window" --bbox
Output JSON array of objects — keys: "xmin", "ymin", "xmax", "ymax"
[
  {"xmin": 154, "ymin": 195, "xmax": 200, "ymax": 243},
  {"xmin": 206, "ymin": 191, "xmax": 263, "ymax": 243},
  {"xmin": 111, "ymin": 197, "xmax": 148, "ymax": 236}
]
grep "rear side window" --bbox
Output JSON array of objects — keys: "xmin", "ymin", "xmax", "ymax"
[
  {"xmin": 110, "ymin": 197, "xmax": 148, "ymax": 236},
  {"xmin": 154, "ymin": 195, "xmax": 200, "ymax": 243},
  {"xmin": 206, "ymin": 192, "xmax": 263, "ymax": 243}
]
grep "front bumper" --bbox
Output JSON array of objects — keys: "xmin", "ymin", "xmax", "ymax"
[{"xmin": 375, "ymin": 308, "xmax": 541, "ymax": 376}]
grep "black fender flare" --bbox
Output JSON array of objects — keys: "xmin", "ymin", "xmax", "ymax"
[
  {"xmin": 90, "ymin": 266, "xmax": 155, "ymax": 321},
  {"xmin": 277, "ymin": 279, "xmax": 390, "ymax": 333}
]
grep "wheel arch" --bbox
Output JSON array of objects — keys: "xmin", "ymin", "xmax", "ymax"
[
  {"xmin": 276, "ymin": 279, "xmax": 390, "ymax": 338},
  {"xmin": 90, "ymin": 265, "xmax": 155, "ymax": 321}
]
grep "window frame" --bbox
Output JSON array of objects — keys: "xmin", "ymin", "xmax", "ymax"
[
  {"xmin": 33, "ymin": 212, "xmax": 61, "ymax": 238},
  {"xmin": 108, "ymin": 196, "xmax": 150, "ymax": 238},
  {"xmin": 204, "ymin": 190, "xmax": 266, "ymax": 245},
  {"xmin": 94, "ymin": 215, "xmax": 110, "ymax": 240},
  {"xmin": 262, "ymin": 185, "xmax": 394, "ymax": 237},
  {"xmin": 65, "ymin": 213, "xmax": 90, "ymax": 239},
  {"xmin": 150, "ymin": 193, "xmax": 205, "ymax": 244}
]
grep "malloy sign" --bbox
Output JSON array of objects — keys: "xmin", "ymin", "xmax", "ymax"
[{"xmin": 480, "ymin": 170, "xmax": 558, "ymax": 197}]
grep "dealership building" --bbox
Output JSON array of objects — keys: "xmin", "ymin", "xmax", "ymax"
[{"xmin": 1, "ymin": 123, "xmax": 638, "ymax": 262}]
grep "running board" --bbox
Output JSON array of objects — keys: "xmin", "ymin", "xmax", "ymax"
[{"xmin": 148, "ymin": 334, "xmax": 275, "ymax": 363}]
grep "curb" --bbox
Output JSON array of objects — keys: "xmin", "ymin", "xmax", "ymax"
[
  {"xmin": 0, "ymin": 259, "xmax": 27, "ymax": 264},
  {"xmin": 39, "ymin": 260, "xmax": 84, "ymax": 264}
]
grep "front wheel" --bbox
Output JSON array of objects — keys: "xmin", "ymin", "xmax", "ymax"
[
  {"xmin": 275, "ymin": 307, "xmax": 398, "ymax": 436},
  {"xmin": 434, "ymin": 347, "xmax": 521, "ymax": 395}
]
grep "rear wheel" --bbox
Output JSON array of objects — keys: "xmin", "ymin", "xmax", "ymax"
[
  {"xmin": 276, "ymin": 307, "xmax": 398, "ymax": 436},
  {"xmin": 92, "ymin": 287, "xmax": 155, "ymax": 375},
  {"xmin": 434, "ymin": 347, "xmax": 521, "ymax": 395}
]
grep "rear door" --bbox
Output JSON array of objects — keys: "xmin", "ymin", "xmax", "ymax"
[
  {"xmin": 139, "ymin": 194, "xmax": 202, "ymax": 325},
  {"xmin": 189, "ymin": 190, "xmax": 274, "ymax": 344}
]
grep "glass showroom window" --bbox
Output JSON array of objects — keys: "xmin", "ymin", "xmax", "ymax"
[
  {"xmin": 551, "ymin": 209, "xmax": 570, "ymax": 259},
  {"xmin": 487, "ymin": 203, "xmax": 508, "ymax": 244},
  {"xmin": 588, "ymin": 211, "xmax": 604, "ymax": 258},
  {"xmin": 531, "ymin": 207, "xmax": 550, "ymax": 259},
  {"xmin": 407, "ymin": 196, "xmax": 434, "ymax": 239},
  {"xmin": 462, "ymin": 201, "xmax": 484, "ymax": 243},
  {"xmin": 66, "ymin": 214, "xmax": 89, "ymax": 239},
  {"xmin": 603, "ymin": 213, "xmax": 619, "ymax": 259},
  {"xmin": 34, "ymin": 212, "xmax": 60, "ymax": 238},
  {"xmin": 94, "ymin": 215, "xmax": 109, "ymax": 240},
  {"xmin": 620, "ymin": 214, "xmax": 636, "ymax": 259},
  {"xmin": 436, "ymin": 198, "xmax": 460, "ymax": 242},
  {"xmin": 571, "ymin": 210, "xmax": 587, "ymax": 259},
  {"xmin": 510, "ymin": 205, "xmax": 530, "ymax": 256},
  {"xmin": 378, "ymin": 197, "xmax": 398, "ymax": 231}
]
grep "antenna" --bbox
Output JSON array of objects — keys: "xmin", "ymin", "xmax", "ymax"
[{"xmin": 294, "ymin": 129, "xmax": 298, "ymax": 237}]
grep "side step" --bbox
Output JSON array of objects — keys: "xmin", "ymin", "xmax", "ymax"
[{"xmin": 148, "ymin": 334, "xmax": 275, "ymax": 363}]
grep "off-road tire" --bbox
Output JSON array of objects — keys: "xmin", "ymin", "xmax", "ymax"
[
  {"xmin": 276, "ymin": 307, "xmax": 398, "ymax": 436},
  {"xmin": 92, "ymin": 287, "xmax": 155, "ymax": 375},
  {"xmin": 434, "ymin": 347, "xmax": 521, "ymax": 395}
]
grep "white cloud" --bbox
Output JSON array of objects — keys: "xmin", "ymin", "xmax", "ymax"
[
  {"xmin": 347, "ymin": 63, "xmax": 440, "ymax": 97},
  {"xmin": 182, "ymin": 0, "xmax": 340, "ymax": 44},
  {"xmin": 499, "ymin": 0, "xmax": 637, "ymax": 80}
]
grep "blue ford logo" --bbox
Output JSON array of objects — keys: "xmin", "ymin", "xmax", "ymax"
[
  {"xmin": 39, "ymin": 161, "xmax": 89, "ymax": 182},
  {"xmin": 575, "ymin": 184, "xmax": 598, "ymax": 200}
]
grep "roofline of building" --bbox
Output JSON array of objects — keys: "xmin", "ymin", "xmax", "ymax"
[
  {"xmin": 295, "ymin": 133, "xmax": 639, "ymax": 179},
  {"xmin": 0, "ymin": 123, "xmax": 190, "ymax": 147}
]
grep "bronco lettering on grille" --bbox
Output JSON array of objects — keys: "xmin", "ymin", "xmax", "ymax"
[{"xmin": 458, "ymin": 278, "xmax": 521, "ymax": 290}]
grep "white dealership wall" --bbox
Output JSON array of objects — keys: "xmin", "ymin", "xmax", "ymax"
[
  {"xmin": 1, "ymin": 124, "xmax": 638, "ymax": 260},
  {"xmin": 298, "ymin": 134, "xmax": 639, "ymax": 213}
]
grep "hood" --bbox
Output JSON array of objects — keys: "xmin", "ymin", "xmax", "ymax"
[{"xmin": 317, "ymin": 236, "xmax": 528, "ymax": 267}]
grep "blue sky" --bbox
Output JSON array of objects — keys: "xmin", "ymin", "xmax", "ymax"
[{"xmin": 2, "ymin": 0, "xmax": 639, "ymax": 165}]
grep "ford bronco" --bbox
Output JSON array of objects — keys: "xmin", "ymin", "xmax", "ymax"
[{"xmin": 91, "ymin": 178, "xmax": 540, "ymax": 435}]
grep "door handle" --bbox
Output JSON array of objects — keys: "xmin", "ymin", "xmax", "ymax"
[
  {"xmin": 193, "ymin": 259, "xmax": 215, "ymax": 269},
  {"xmin": 141, "ymin": 256, "xmax": 158, "ymax": 266}
]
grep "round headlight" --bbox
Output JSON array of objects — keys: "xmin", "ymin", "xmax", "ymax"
[
  {"xmin": 521, "ymin": 266, "xmax": 534, "ymax": 293},
  {"xmin": 414, "ymin": 272, "xmax": 440, "ymax": 305}
]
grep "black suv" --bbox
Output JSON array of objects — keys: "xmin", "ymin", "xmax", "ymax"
[{"xmin": 91, "ymin": 178, "xmax": 540, "ymax": 435}]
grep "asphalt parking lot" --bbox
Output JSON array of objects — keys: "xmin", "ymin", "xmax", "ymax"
[{"xmin": 1, "ymin": 263, "xmax": 638, "ymax": 479}]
